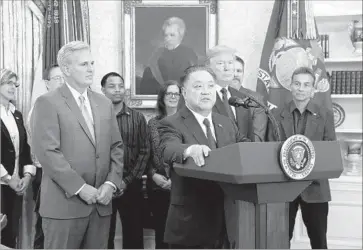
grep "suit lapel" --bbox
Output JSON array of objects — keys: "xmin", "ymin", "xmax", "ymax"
[
  {"xmin": 88, "ymin": 90, "xmax": 100, "ymax": 146},
  {"xmin": 212, "ymin": 114, "xmax": 228, "ymax": 148},
  {"xmin": 280, "ymin": 107, "xmax": 294, "ymax": 138},
  {"xmin": 229, "ymin": 87, "xmax": 246, "ymax": 129},
  {"xmin": 13, "ymin": 112, "xmax": 24, "ymax": 153},
  {"xmin": 59, "ymin": 84, "xmax": 95, "ymax": 147},
  {"xmin": 304, "ymin": 111, "xmax": 320, "ymax": 139},
  {"xmin": 181, "ymin": 107, "xmax": 209, "ymax": 146},
  {"xmin": 1, "ymin": 120, "xmax": 13, "ymax": 148},
  {"xmin": 213, "ymin": 93, "xmax": 228, "ymax": 117}
]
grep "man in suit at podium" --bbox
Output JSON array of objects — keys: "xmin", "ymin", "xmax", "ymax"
[
  {"xmin": 267, "ymin": 67, "xmax": 336, "ymax": 249},
  {"xmin": 158, "ymin": 65, "xmax": 249, "ymax": 249}
]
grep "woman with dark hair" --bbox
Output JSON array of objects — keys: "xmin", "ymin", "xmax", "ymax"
[
  {"xmin": 0, "ymin": 69, "xmax": 36, "ymax": 248},
  {"xmin": 147, "ymin": 80, "xmax": 181, "ymax": 249}
]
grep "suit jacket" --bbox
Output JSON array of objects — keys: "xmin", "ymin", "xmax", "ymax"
[
  {"xmin": 178, "ymin": 87, "xmax": 268, "ymax": 142},
  {"xmin": 266, "ymin": 100, "xmax": 336, "ymax": 202},
  {"xmin": 158, "ymin": 106, "xmax": 249, "ymax": 247},
  {"xmin": 1, "ymin": 110, "xmax": 32, "ymax": 179},
  {"xmin": 31, "ymin": 84, "xmax": 124, "ymax": 219}
]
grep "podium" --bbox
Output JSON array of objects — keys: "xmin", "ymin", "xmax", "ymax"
[{"xmin": 174, "ymin": 141, "xmax": 343, "ymax": 249}]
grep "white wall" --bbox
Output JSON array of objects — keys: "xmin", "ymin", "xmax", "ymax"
[{"xmin": 88, "ymin": 0, "xmax": 362, "ymax": 93}]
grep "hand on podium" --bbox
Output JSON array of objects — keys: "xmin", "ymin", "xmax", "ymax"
[{"xmin": 183, "ymin": 144, "xmax": 211, "ymax": 167}]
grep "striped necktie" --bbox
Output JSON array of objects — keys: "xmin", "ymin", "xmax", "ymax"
[
  {"xmin": 220, "ymin": 88, "xmax": 235, "ymax": 122},
  {"xmin": 203, "ymin": 118, "xmax": 217, "ymax": 149},
  {"xmin": 79, "ymin": 96, "xmax": 95, "ymax": 142}
]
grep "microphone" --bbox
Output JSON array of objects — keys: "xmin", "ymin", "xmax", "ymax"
[
  {"xmin": 228, "ymin": 96, "xmax": 259, "ymax": 108},
  {"xmin": 228, "ymin": 95, "xmax": 282, "ymax": 141}
]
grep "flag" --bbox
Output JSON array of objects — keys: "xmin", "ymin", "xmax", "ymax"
[
  {"xmin": 30, "ymin": 0, "xmax": 90, "ymax": 106},
  {"xmin": 256, "ymin": 0, "xmax": 332, "ymax": 111}
]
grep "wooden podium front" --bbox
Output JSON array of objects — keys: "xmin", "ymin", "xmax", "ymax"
[{"xmin": 174, "ymin": 141, "xmax": 343, "ymax": 249}]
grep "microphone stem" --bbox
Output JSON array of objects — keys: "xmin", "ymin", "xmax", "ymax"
[{"xmin": 240, "ymin": 92, "xmax": 282, "ymax": 141}]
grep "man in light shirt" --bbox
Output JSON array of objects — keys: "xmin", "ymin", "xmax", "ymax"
[
  {"xmin": 158, "ymin": 65, "xmax": 249, "ymax": 249},
  {"xmin": 31, "ymin": 41, "xmax": 124, "ymax": 249}
]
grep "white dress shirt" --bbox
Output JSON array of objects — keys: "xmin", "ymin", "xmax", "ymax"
[
  {"xmin": 1, "ymin": 103, "xmax": 36, "ymax": 184},
  {"xmin": 188, "ymin": 107, "xmax": 216, "ymax": 140},
  {"xmin": 215, "ymin": 85, "xmax": 237, "ymax": 118},
  {"xmin": 183, "ymin": 106, "xmax": 217, "ymax": 158},
  {"xmin": 65, "ymin": 83, "xmax": 116, "ymax": 193},
  {"xmin": 66, "ymin": 83, "xmax": 94, "ymax": 124}
]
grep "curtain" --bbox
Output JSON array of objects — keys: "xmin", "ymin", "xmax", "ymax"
[
  {"xmin": 30, "ymin": 0, "xmax": 91, "ymax": 105},
  {"xmin": 0, "ymin": 1, "xmax": 43, "ymax": 248},
  {"xmin": 0, "ymin": 0, "xmax": 43, "ymax": 117}
]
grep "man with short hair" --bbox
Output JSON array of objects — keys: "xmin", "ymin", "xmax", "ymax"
[
  {"xmin": 30, "ymin": 63, "xmax": 64, "ymax": 249},
  {"xmin": 206, "ymin": 45, "xmax": 267, "ymax": 142},
  {"xmin": 31, "ymin": 41, "xmax": 124, "ymax": 249},
  {"xmin": 101, "ymin": 72, "xmax": 150, "ymax": 249},
  {"xmin": 158, "ymin": 65, "xmax": 249, "ymax": 249},
  {"xmin": 267, "ymin": 66, "xmax": 335, "ymax": 249}
]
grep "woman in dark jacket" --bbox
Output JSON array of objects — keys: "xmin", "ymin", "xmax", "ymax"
[
  {"xmin": 0, "ymin": 69, "xmax": 36, "ymax": 248},
  {"xmin": 147, "ymin": 80, "xmax": 181, "ymax": 248}
]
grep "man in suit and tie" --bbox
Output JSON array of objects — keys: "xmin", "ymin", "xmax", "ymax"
[
  {"xmin": 205, "ymin": 45, "xmax": 267, "ymax": 142},
  {"xmin": 158, "ymin": 65, "xmax": 249, "ymax": 249},
  {"xmin": 31, "ymin": 41, "xmax": 124, "ymax": 249},
  {"xmin": 267, "ymin": 67, "xmax": 336, "ymax": 249}
]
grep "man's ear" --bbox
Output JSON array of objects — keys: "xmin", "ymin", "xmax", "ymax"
[
  {"xmin": 62, "ymin": 64, "xmax": 71, "ymax": 77},
  {"xmin": 101, "ymin": 87, "xmax": 105, "ymax": 94},
  {"xmin": 44, "ymin": 80, "xmax": 50, "ymax": 91},
  {"xmin": 181, "ymin": 87, "xmax": 187, "ymax": 99}
]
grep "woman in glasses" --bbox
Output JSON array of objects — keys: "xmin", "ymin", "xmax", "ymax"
[
  {"xmin": 0, "ymin": 69, "xmax": 36, "ymax": 248},
  {"xmin": 147, "ymin": 80, "xmax": 181, "ymax": 248}
]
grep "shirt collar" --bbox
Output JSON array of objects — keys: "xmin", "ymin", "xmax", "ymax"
[
  {"xmin": 289, "ymin": 100, "xmax": 315, "ymax": 114},
  {"xmin": 186, "ymin": 105, "xmax": 213, "ymax": 125},
  {"xmin": 66, "ymin": 82, "xmax": 88, "ymax": 102},
  {"xmin": 119, "ymin": 102, "xmax": 131, "ymax": 116},
  {"xmin": 0, "ymin": 102, "xmax": 16, "ymax": 114}
]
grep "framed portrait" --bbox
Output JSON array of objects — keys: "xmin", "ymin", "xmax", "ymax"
[{"xmin": 122, "ymin": 0, "xmax": 218, "ymax": 108}]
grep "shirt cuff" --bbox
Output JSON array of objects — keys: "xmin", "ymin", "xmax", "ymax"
[
  {"xmin": 23, "ymin": 165, "xmax": 37, "ymax": 176},
  {"xmin": 0, "ymin": 164, "xmax": 9, "ymax": 178},
  {"xmin": 183, "ymin": 146, "xmax": 192, "ymax": 160},
  {"xmin": 75, "ymin": 183, "xmax": 86, "ymax": 195},
  {"xmin": 104, "ymin": 181, "xmax": 117, "ymax": 192}
]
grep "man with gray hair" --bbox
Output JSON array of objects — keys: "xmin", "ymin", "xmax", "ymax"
[
  {"xmin": 31, "ymin": 41, "xmax": 124, "ymax": 249},
  {"xmin": 138, "ymin": 16, "xmax": 198, "ymax": 95}
]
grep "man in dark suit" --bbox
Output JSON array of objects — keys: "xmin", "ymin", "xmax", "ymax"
[
  {"xmin": 206, "ymin": 45, "xmax": 267, "ymax": 142},
  {"xmin": 158, "ymin": 65, "xmax": 249, "ymax": 249},
  {"xmin": 31, "ymin": 41, "xmax": 124, "ymax": 249},
  {"xmin": 267, "ymin": 67, "xmax": 336, "ymax": 249}
]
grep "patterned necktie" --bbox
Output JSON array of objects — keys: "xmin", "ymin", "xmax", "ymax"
[
  {"xmin": 220, "ymin": 88, "xmax": 235, "ymax": 122},
  {"xmin": 79, "ymin": 96, "xmax": 95, "ymax": 142},
  {"xmin": 203, "ymin": 118, "xmax": 217, "ymax": 149}
]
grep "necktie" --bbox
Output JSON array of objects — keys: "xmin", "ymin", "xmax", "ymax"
[
  {"xmin": 79, "ymin": 96, "xmax": 95, "ymax": 142},
  {"xmin": 220, "ymin": 88, "xmax": 235, "ymax": 122},
  {"xmin": 203, "ymin": 118, "xmax": 217, "ymax": 149}
]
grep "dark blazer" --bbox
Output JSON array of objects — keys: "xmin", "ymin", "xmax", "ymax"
[
  {"xmin": 213, "ymin": 87, "xmax": 267, "ymax": 142},
  {"xmin": 158, "ymin": 106, "xmax": 249, "ymax": 247},
  {"xmin": 31, "ymin": 84, "xmax": 124, "ymax": 219},
  {"xmin": 266, "ymin": 100, "xmax": 336, "ymax": 202},
  {"xmin": 178, "ymin": 87, "xmax": 268, "ymax": 142},
  {"xmin": 1, "ymin": 110, "xmax": 32, "ymax": 177}
]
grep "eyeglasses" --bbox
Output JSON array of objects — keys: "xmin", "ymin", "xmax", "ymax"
[
  {"xmin": 3, "ymin": 80, "xmax": 19, "ymax": 88},
  {"xmin": 49, "ymin": 75, "xmax": 63, "ymax": 81},
  {"xmin": 165, "ymin": 92, "xmax": 180, "ymax": 98}
]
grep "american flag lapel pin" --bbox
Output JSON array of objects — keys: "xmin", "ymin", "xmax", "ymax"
[{"xmin": 217, "ymin": 124, "xmax": 222, "ymax": 128}]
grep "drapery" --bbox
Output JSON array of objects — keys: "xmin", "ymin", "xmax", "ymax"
[
  {"xmin": 0, "ymin": 0, "xmax": 43, "ymax": 117},
  {"xmin": 31, "ymin": 0, "xmax": 91, "ymax": 105}
]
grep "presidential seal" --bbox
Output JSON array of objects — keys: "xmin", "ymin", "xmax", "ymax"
[{"xmin": 280, "ymin": 135, "xmax": 316, "ymax": 180}]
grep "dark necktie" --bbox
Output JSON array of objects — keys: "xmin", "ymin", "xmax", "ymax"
[
  {"xmin": 203, "ymin": 118, "xmax": 217, "ymax": 149},
  {"xmin": 220, "ymin": 88, "xmax": 235, "ymax": 122}
]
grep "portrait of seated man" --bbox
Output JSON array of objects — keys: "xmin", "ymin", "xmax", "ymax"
[{"xmin": 137, "ymin": 16, "xmax": 198, "ymax": 95}]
